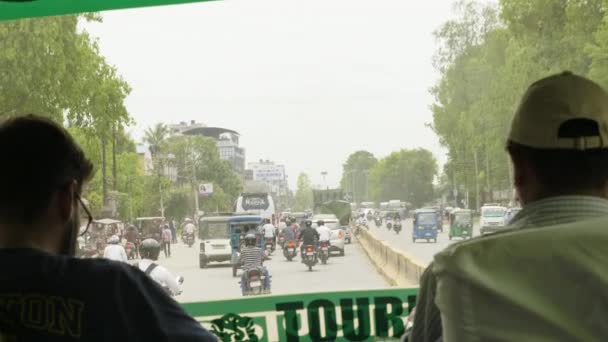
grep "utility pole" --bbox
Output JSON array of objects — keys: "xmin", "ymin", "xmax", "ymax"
[
  {"xmin": 321, "ymin": 171, "xmax": 328, "ymax": 190},
  {"xmin": 363, "ymin": 170, "xmax": 370, "ymax": 201}
]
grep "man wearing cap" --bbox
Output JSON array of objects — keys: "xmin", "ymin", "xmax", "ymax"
[{"xmin": 408, "ymin": 71, "xmax": 608, "ymax": 342}]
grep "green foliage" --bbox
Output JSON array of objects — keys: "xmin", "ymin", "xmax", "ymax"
[
  {"xmin": 294, "ymin": 173, "xmax": 313, "ymax": 211},
  {"xmin": 368, "ymin": 149, "xmax": 437, "ymax": 207},
  {"xmin": 431, "ymin": 0, "xmax": 606, "ymax": 208},
  {"xmin": 163, "ymin": 135, "xmax": 242, "ymax": 217},
  {"xmin": 340, "ymin": 151, "xmax": 377, "ymax": 203}
]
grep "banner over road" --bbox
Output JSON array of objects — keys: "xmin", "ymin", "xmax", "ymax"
[{"xmin": 0, "ymin": 0, "xmax": 216, "ymax": 22}]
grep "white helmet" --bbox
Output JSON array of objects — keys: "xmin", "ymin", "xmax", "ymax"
[{"xmin": 107, "ymin": 235, "xmax": 120, "ymax": 244}]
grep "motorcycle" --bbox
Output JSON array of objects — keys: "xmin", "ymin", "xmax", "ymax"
[
  {"xmin": 241, "ymin": 267, "xmax": 269, "ymax": 296},
  {"xmin": 318, "ymin": 241, "xmax": 330, "ymax": 265},
  {"xmin": 374, "ymin": 217, "xmax": 383, "ymax": 227},
  {"xmin": 278, "ymin": 235, "xmax": 285, "ymax": 249},
  {"xmin": 366, "ymin": 213, "xmax": 373, "ymax": 221},
  {"xmin": 394, "ymin": 221, "xmax": 402, "ymax": 234},
  {"xmin": 264, "ymin": 237, "xmax": 275, "ymax": 255},
  {"xmin": 125, "ymin": 241, "xmax": 137, "ymax": 259},
  {"xmin": 386, "ymin": 218, "xmax": 393, "ymax": 231},
  {"xmin": 185, "ymin": 233, "xmax": 195, "ymax": 248},
  {"xmin": 283, "ymin": 240, "xmax": 298, "ymax": 261},
  {"xmin": 302, "ymin": 244, "xmax": 317, "ymax": 271}
]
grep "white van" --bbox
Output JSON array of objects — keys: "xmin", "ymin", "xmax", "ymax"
[
  {"xmin": 235, "ymin": 192, "xmax": 276, "ymax": 220},
  {"xmin": 480, "ymin": 205, "xmax": 508, "ymax": 235}
]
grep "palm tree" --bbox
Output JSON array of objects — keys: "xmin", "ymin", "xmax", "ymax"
[
  {"xmin": 144, "ymin": 123, "xmax": 170, "ymax": 217},
  {"xmin": 144, "ymin": 123, "xmax": 170, "ymax": 158}
]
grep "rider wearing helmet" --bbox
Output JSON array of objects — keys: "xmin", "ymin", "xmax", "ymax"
[
  {"xmin": 138, "ymin": 239, "xmax": 182, "ymax": 296},
  {"xmin": 240, "ymin": 230, "xmax": 271, "ymax": 294},
  {"xmin": 298, "ymin": 219, "xmax": 320, "ymax": 260},
  {"xmin": 316, "ymin": 220, "xmax": 331, "ymax": 244},
  {"xmin": 103, "ymin": 235, "xmax": 128, "ymax": 263}
]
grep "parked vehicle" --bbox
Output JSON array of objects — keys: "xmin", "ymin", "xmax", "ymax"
[
  {"xmin": 198, "ymin": 215, "xmax": 231, "ymax": 269},
  {"xmin": 413, "ymin": 209, "xmax": 438, "ymax": 243}
]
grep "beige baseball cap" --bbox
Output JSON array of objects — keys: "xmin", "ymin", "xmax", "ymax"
[{"xmin": 508, "ymin": 71, "xmax": 608, "ymax": 150}]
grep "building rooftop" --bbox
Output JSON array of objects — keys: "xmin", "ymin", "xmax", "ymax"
[{"xmin": 182, "ymin": 126, "xmax": 240, "ymax": 140}]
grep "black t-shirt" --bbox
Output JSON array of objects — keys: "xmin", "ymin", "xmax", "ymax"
[
  {"xmin": 0, "ymin": 248, "xmax": 217, "ymax": 341},
  {"xmin": 299, "ymin": 227, "xmax": 319, "ymax": 246}
]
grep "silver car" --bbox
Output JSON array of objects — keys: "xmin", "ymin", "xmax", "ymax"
[{"xmin": 312, "ymin": 215, "xmax": 345, "ymax": 256}]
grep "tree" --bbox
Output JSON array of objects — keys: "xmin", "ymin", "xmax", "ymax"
[
  {"xmin": 144, "ymin": 123, "xmax": 170, "ymax": 158},
  {"xmin": 294, "ymin": 173, "xmax": 313, "ymax": 211},
  {"xmin": 340, "ymin": 151, "xmax": 377, "ymax": 202},
  {"xmin": 430, "ymin": 0, "xmax": 606, "ymax": 209},
  {"xmin": 163, "ymin": 135, "xmax": 243, "ymax": 217},
  {"xmin": 368, "ymin": 149, "xmax": 437, "ymax": 207}
]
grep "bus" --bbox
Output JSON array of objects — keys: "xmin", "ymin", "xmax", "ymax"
[{"xmin": 235, "ymin": 192, "xmax": 276, "ymax": 220}]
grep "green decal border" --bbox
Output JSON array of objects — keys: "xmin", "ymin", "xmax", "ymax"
[
  {"xmin": 181, "ymin": 288, "xmax": 419, "ymax": 317},
  {"xmin": 0, "ymin": 0, "xmax": 218, "ymax": 22}
]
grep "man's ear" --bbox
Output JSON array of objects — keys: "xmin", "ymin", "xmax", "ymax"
[
  {"xmin": 58, "ymin": 180, "xmax": 77, "ymax": 222},
  {"xmin": 510, "ymin": 152, "xmax": 536, "ymax": 204}
]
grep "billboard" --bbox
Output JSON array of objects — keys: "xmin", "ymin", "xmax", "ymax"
[{"xmin": 199, "ymin": 183, "xmax": 213, "ymax": 197}]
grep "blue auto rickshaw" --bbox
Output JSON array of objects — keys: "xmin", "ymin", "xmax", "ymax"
[
  {"xmin": 229, "ymin": 215, "xmax": 264, "ymax": 277},
  {"xmin": 413, "ymin": 209, "xmax": 438, "ymax": 243}
]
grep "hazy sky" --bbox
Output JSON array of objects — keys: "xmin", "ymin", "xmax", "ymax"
[{"xmin": 85, "ymin": 0, "xmax": 461, "ymax": 189}]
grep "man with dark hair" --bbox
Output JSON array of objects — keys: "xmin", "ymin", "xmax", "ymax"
[
  {"xmin": 409, "ymin": 72, "xmax": 608, "ymax": 342},
  {"xmin": 0, "ymin": 115, "xmax": 216, "ymax": 341}
]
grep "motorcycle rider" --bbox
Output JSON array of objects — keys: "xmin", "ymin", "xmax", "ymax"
[
  {"xmin": 299, "ymin": 219, "xmax": 320, "ymax": 260},
  {"xmin": 262, "ymin": 218, "xmax": 276, "ymax": 249},
  {"xmin": 316, "ymin": 220, "xmax": 331, "ymax": 245},
  {"xmin": 240, "ymin": 232, "xmax": 271, "ymax": 294},
  {"xmin": 182, "ymin": 218, "xmax": 196, "ymax": 244},
  {"xmin": 138, "ymin": 239, "xmax": 182, "ymax": 296},
  {"xmin": 356, "ymin": 214, "xmax": 366, "ymax": 226},
  {"xmin": 282, "ymin": 219, "xmax": 297, "ymax": 242},
  {"xmin": 103, "ymin": 235, "xmax": 128, "ymax": 263}
]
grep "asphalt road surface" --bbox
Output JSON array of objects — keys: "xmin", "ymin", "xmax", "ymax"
[
  {"xmin": 142, "ymin": 239, "xmax": 390, "ymax": 304},
  {"xmin": 369, "ymin": 218, "xmax": 481, "ymax": 266}
]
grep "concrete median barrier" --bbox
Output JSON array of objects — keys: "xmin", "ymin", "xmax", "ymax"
[{"xmin": 355, "ymin": 226, "xmax": 425, "ymax": 286}]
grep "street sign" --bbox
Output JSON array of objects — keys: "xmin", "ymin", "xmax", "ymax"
[{"xmin": 199, "ymin": 183, "xmax": 213, "ymax": 197}]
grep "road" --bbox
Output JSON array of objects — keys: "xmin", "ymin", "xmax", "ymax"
[
  {"xmin": 145, "ymin": 239, "xmax": 389, "ymax": 304},
  {"xmin": 369, "ymin": 218, "xmax": 481, "ymax": 266}
]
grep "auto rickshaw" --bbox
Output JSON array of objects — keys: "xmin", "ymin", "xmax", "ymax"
[
  {"xmin": 413, "ymin": 209, "xmax": 438, "ymax": 243},
  {"xmin": 135, "ymin": 216, "xmax": 165, "ymax": 243},
  {"xmin": 229, "ymin": 215, "xmax": 264, "ymax": 277},
  {"xmin": 448, "ymin": 209, "xmax": 473, "ymax": 240},
  {"xmin": 87, "ymin": 218, "xmax": 123, "ymax": 253}
]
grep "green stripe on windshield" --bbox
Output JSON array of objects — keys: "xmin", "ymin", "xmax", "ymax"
[{"xmin": 0, "ymin": 0, "xmax": 217, "ymax": 22}]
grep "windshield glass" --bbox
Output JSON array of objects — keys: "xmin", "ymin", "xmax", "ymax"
[
  {"xmin": 4, "ymin": 0, "xmax": 579, "ymax": 338},
  {"xmin": 417, "ymin": 213, "xmax": 437, "ymax": 225},
  {"xmin": 200, "ymin": 221, "xmax": 229, "ymax": 239},
  {"xmin": 454, "ymin": 213, "xmax": 471, "ymax": 224},
  {"xmin": 483, "ymin": 208, "xmax": 507, "ymax": 217}
]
